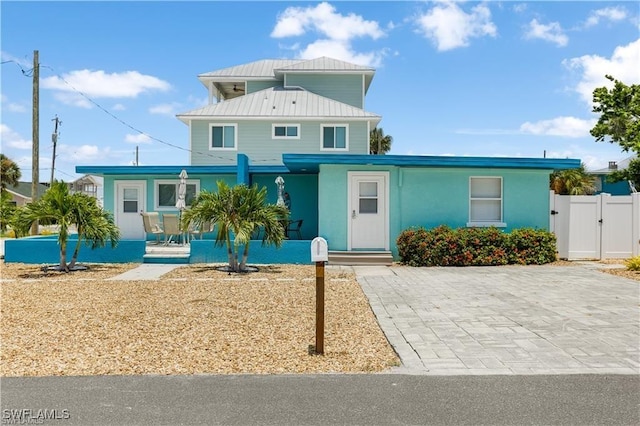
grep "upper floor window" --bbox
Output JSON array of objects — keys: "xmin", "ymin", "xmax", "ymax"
[
  {"xmin": 155, "ymin": 180, "xmax": 200, "ymax": 210},
  {"xmin": 468, "ymin": 177, "xmax": 505, "ymax": 227},
  {"xmin": 321, "ymin": 124, "xmax": 348, "ymax": 151},
  {"xmin": 273, "ymin": 124, "xmax": 300, "ymax": 139},
  {"xmin": 210, "ymin": 124, "xmax": 237, "ymax": 150}
]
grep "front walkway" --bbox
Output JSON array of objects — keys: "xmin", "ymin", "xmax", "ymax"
[{"xmin": 356, "ymin": 265, "xmax": 639, "ymax": 375}]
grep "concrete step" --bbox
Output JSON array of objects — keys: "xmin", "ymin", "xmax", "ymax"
[
  {"xmin": 328, "ymin": 250, "xmax": 394, "ymax": 266},
  {"xmin": 143, "ymin": 254, "xmax": 190, "ymax": 264}
]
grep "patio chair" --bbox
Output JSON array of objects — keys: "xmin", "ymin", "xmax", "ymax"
[
  {"xmin": 162, "ymin": 214, "xmax": 182, "ymax": 245},
  {"xmin": 141, "ymin": 212, "xmax": 163, "ymax": 244},
  {"xmin": 286, "ymin": 219, "xmax": 303, "ymax": 240},
  {"xmin": 188, "ymin": 221, "xmax": 212, "ymax": 242}
]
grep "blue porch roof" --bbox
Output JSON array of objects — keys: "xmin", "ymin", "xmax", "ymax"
[
  {"xmin": 282, "ymin": 154, "xmax": 581, "ymax": 173},
  {"xmin": 75, "ymin": 164, "xmax": 289, "ymax": 175},
  {"xmin": 77, "ymin": 154, "xmax": 581, "ymax": 177}
]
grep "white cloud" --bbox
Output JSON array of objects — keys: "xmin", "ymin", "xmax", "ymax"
[
  {"xmin": 112, "ymin": 103, "xmax": 126, "ymax": 111},
  {"xmin": 513, "ymin": 4, "xmax": 527, "ymax": 14},
  {"xmin": 124, "ymin": 133, "xmax": 152, "ymax": 144},
  {"xmin": 0, "ymin": 124, "xmax": 31, "ymax": 149},
  {"xmin": 51, "ymin": 92, "xmax": 93, "ymax": 109},
  {"xmin": 414, "ymin": 2, "xmax": 497, "ymax": 51},
  {"xmin": 149, "ymin": 102, "xmax": 181, "ymax": 116},
  {"xmin": 57, "ymin": 144, "xmax": 112, "ymax": 162},
  {"xmin": 524, "ymin": 19, "xmax": 568, "ymax": 47},
  {"xmin": 0, "ymin": 51, "xmax": 31, "ymax": 68},
  {"xmin": 271, "ymin": 2, "xmax": 387, "ymax": 67},
  {"xmin": 298, "ymin": 40, "xmax": 387, "ymax": 68},
  {"xmin": 564, "ymin": 38, "xmax": 640, "ymax": 104},
  {"xmin": 271, "ymin": 2, "xmax": 385, "ymax": 41},
  {"xmin": 1, "ymin": 94, "xmax": 27, "ymax": 113},
  {"xmin": 186, "ymin": 95, "xmax": 208, "ymax": 108},
  {"xmin": 519, "ymin": 116, "xmax": 596, "ymax": 138},
  {"xmin": 41, "ymin": 70, "xmax": 171, "ymax": 106},
  {"xmin": 6, "ymin": 103, "xmax": 27, "ymax": 113},
  {"xmin": 584, "ymin": 6, "xmax": 628, "ymax": 27}
]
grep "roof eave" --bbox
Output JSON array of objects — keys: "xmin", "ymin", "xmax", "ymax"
[
  {"xmin": 282, "ymin": 154, "xmax": 581, "ymax": 173},
  {"xmin": 75, "ymin": 165, "xmax": 239, "ymax": 176}
]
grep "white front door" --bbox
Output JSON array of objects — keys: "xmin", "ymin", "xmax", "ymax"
[
  {"xmin": 115, "ymin": 181, "xmax": 145, "ymax": 239},
  {"xmin": 348, "ymin": 172, "xmax": 388, "ymax": 250}
]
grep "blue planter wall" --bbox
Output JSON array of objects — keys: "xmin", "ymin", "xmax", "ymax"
[
  {"xmin": 4, "ymin": 236, "xmax": 145, "ymax": 264},
  {"xmin": 189, "ymin": 239, "xmax": 312, "ymax": 264}
]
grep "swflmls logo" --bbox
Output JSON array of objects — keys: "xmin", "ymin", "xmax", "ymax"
[{"xmin": 2, "ymin": 409, "xmax": 70, "ymax": 424}]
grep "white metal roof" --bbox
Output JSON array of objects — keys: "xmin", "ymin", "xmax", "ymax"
[
  {"xmin": 198, "ymin": 59, "xmax": 303, "ymax": 79},
  {"xmin": 177, "ymin": 87, "xmax": 380, "ymax": 124},
  {"xmin": 275, "ymin": 57, "xmax": 374, "ymax": 73}
]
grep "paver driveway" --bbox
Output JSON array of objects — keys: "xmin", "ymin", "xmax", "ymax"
[{"xmin": 356, "ymin": 265, "xmax": 639, "ymax": 375}]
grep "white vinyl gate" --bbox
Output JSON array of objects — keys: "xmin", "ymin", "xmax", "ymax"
[{"xmin": 550, "ymin": 191, "xmax": 640, "ymax": 260}]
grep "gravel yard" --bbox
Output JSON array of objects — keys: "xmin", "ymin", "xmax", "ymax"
[{"xmin": 0, "ymin": 262, "xmax": 399, "ymax": 377}]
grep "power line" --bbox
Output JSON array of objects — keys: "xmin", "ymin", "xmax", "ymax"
[{"xmin": 36, "ymin": 64, "xmax": 235, "ymax": 163}]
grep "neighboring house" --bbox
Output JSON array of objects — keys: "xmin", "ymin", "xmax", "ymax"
[
  {"xmin": 3, "ymin": 182, "xmax": 49, "ymax": 207},
  {"xmin": 589, "ymin": 156, "xmax": 636, "ymax": 195},
  {"xmin": 68, "ymin": 174, "xmax": 104, "ymax": 206},
  {"xmin": 77, "ymin": 57, "xmax": 579, "ymax": 258}
]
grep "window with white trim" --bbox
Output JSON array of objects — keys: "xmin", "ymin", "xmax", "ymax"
[
  {"xmin": 468, "ymin": 177, "xmax": 505, "ymax": 226},
  {"xmin": 209, "ymin": 124, "xmax": 237, "ymax": 150},
  {"xmin": 155, "ymin": 180, "xmax": 200, "ymax": 210},
  {"xmin": 272, "ymin": 124, "xmax": 300, "ymax": 139},
  {"xmin": 321, "ymin": 124, "xmax": 348, "ymax": 150}
]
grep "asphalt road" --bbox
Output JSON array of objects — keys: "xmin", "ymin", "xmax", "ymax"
[{"xmin": 1, "ymin": 374, "xmax": 638, "ymax": 425}]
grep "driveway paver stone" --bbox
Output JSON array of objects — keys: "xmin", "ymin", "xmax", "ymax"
[{"xmin": 356, "ymin": 265, "xmax": 639, "ymax": 375}]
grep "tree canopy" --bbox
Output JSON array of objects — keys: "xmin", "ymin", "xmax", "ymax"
[
  {"xmin": 0, "ymin": 154, "xmax": 21, "ymax": 192},
  {"xmin": 18, "ymin": 181, "xmax": 120, "ymax": 271},
  {"xmin": 369, "ymin": 127, "xmax": 393, "ymax": 155},
  {"xmin": 181, "ymin": 181, "xmax": 289, "ymax": 272},
  {"xmin": 607, "ymin": 157, "xmax": 640, "ymax": 190},
  {"xmin": 590, "ymin": 75, "xmax": 640, "ymax": 154},
  {"xmin": 550, "ymin": 163, "xmax": 596, "ymax": 195}
]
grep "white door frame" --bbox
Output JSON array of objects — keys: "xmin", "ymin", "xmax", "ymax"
[
  {"xmin": 114, "ymin": 180, "xmax": 146, "ymax": 239},
  {"xmin": 347, "ymin": 171, "xmax": 389, "ymax": 250}
]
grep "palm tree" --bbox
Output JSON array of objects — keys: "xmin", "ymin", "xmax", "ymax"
[
  {"xmin": 369, "ymin": 127, "xmax": 393, "ymax": 155},
  {"xmin": 0, "ymin": 190, "xmax": 16, "ymax": 233},
  {"xmin": 68, "ymin": 196, "xmax": 120, "ymax": 269},
  {"xmin": 0, "ymin": 154, "xmax": 21, "ymax": 192},
  {"xmin": 17, "ymin": 181, "xmax": 120, "ymax": 271},
  {"xmin": 182, "ymin": 181, "xmax": 289, "ymax": 272},
  {"xmin": 550, "ymin": 163, "xmax": 596, "ymax": 195}
]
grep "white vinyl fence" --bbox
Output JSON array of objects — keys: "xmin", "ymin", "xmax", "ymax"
[{"xmin": 550, "ymin": 191, "xmax": 640, "ymax": 260}]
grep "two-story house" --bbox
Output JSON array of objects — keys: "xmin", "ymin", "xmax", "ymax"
[{"xmin": 77, "ymin": 56, "xmax": 579, "ymax": 262}]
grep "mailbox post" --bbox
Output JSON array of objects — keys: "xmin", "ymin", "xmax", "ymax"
[{"xmin": 310, "ymin": 237, "xmax": 328, "ymax": 354}]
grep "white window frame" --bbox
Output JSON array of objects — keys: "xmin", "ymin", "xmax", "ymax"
[
  {"xmin": 154, "ymin": 179, "xmax": 201, "ymax": 211},
  {"xmin": 467, "ymin": 176, "xmax": 506, "ymax": 227},
  {"xmin": 272, "ymin": 124, "xmax": 300, "ymax": 140},
  {"xmin": 209, "ymin": 123, "xmax": 237, "ymax": 150},
  {"xmin": 320, "ymin": 124, "xmax": 349, "ymax": 151}
]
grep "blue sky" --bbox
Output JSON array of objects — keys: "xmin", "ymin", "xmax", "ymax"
[{"xmin": 1, "ymin": 1, "xmax": 638, "ymax": 182}]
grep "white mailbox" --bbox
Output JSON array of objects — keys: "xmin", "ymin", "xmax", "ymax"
[{"xmin": 310, "ymin": 237, "xmax": 329, "ymax": 262}]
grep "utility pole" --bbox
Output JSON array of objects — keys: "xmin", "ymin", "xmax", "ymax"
[
  {"xmin": 135, "ymin": 146, "xmax": 139, "ymax": 166},
  {"xmin": 31, "ymin": 50, "xmax": 39, "ymax": 235},
  {"xmin": 50, "ymin": 115, "xmax": 61, "ymax": 186}
]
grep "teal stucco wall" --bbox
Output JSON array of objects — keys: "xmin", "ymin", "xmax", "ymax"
[
  {"xmin": 4, "ymin": 236, "xmax": 145, "ymax": 264},
  {"xmin": 103, "ymin": 174, "xmax": 236, "ymax": 216},
  {"xmin": 318, "ymin": 165, "xmax": 552, "ymax": 254},
  {"xmin": 251, "ymin": 173, "xmax": 319, "ymax": 240}
]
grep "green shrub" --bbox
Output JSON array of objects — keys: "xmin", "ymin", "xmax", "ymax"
[
  {"xmin": 624, "ymin": 256, "xmax": 640, "ymax": 271},
  {"xmin": 506, "ymin": 228, "xmax": 557, "ymax": 265},
  {"xmin": 397, "ymin": 226, "xmax": 557, "ymax": 267}
]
